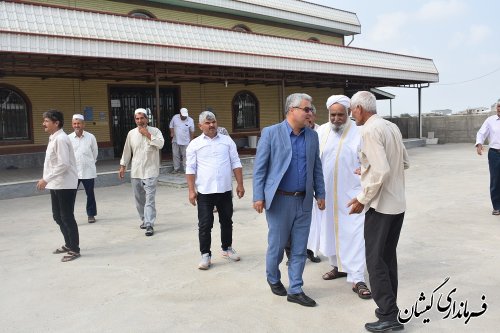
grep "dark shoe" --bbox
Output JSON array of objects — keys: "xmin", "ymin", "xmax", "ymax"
[
  {"xmin": 322, "ymin": 266, "xmax": 348, "ymax": 280},
  {"xmin": 307, "ymin": 249, "xmax": 321, "ymax": 263},
  {"xmin": 492, "ymin": 209, "xmax": 500, "ymax": 215},
  {"xmin": 268, "ymin": 280, "xmax": 287, "ymax": 296},
  {"xmin": 145, "ymin": 225, "xmax": 154, "ymax": 236},
  {"xmin": 365, "ymin": 319, "xmax": 403, "ymax": 332},
  {"xmin": 88, "ymin": 216, "xmax": 96, "ymax": 223},
  {"xmin": 61, "ymin": 251, "xmax": 81, "ymax": 262},
  {"xmin": 140, "ymin": 223, "xmax": 146, "ymax": 229},
  {"xmin": 287, "ymin": 292, "xmax": 316, "ymax": 307}
]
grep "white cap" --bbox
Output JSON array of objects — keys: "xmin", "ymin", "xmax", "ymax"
[
  {"xmin": 72, "ymin": 114, "xmax": 84, "ymax": 121},
  {"xmin": 134, "ymin": 108, "xmax": 147, "ymax": 115},
  {"xmin": 180, "ymin": 108, "xmax": 188, "ymax": 116}
]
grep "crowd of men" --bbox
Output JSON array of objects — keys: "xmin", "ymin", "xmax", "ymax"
[{"xmin": 38, "ymin": 92, "xmax": 499, "ymax": 332}]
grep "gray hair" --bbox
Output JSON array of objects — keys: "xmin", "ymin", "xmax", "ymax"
[
  {"xmin": 351, "ymin": 91, "xmax": 377, "ymax": 114},
  {"xmin": 310, "ymin": 104, "xmax": 317, "ymax": 114},
  {"xmin": 284, "ymin": 93, "xmax": 312, "ymax": 116},
  {"xmin": 199, "ymin": 110, "xmax": 216, "ymax": 124}
]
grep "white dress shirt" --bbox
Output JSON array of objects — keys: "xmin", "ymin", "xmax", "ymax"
[
  {"xmin": 169, "ymin": 115, "xmax": 194, "ymax": 145},
  {"xmin": 43, "ymin": 128, "xmax": 78, "ymax": 189},
  {"xmin": 357, "ymin": 115, "xmax": 410, "ymax": 214},
  {"xmin": 120, "ymin": 126, "xmax": 165, "ymax": 179},
  {"xmin": 68, "ymin": 130, "xmax": 98, "ymax": 179},
  {"xmin": 185, "ymin": 133, "xmax": 242, "ymax": 194},
  {"xmin": 476, "ymin": 114, "xmax": 500, "ymax": 149}
]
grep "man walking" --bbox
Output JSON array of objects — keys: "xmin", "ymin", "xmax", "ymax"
[
  {"xmin": 347, "ymin": 91, "xmax": 409, "ymax": 332},
  {"xmin": 169, "ymin": 107, "xmax": 194, "ymax": 173},
  {"xmin": 475, "ymin": 100, "xmax": 500, "ymax": 215},
  {"xmin": 186, "ymin": 111, "xmax": 245, "ymax": 270},
  {"xmin": 119, "ymin": 108, "xmax": 165, "ymax": 236},
  {"xmin": 253, "ymin": 93, "xmax": 325, "ymax": 307},
  {"xmin": 308, "ymin": 95, "xmax": 371, "ymax": 299},
  {"xmin": 68, "ymin": 114, "xmax": 98, "ymax": 223},
  {"xmin": 37, "ymin": 110, "xmax": 80, "ymax": 262}
]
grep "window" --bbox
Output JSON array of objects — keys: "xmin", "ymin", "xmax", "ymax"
[
  {"xmin": 129, "ymin": 10, "xmax": 156, "ymax": 19},
  {"xmin": 0, "ymin": 86, "xmax": 31, "ymax": 142},
  {"xmin": 232, "ymin": 91, "xmax": 259, "ymax": 131},
  {"xmin": 232, "ymin": 24, "xmax": 252, "ymax": 33}
]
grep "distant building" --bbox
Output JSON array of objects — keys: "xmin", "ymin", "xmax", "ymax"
[{"xmin": 455, "ymin": 107, "xmax": 490, "ymax": 115}]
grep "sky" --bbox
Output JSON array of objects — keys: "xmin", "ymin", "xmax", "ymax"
[{"xmin": 307, "ymin": 0, "xmax": 500, "ymax": 116}]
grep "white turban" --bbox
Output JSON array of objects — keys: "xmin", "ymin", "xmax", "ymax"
[
  {"xmin": 72, "ymin": 114, "xmax": 84, "ymax": 121},
  {"xmin": 326, "ymin": 95, "xmax": 350, "ymax": 109},
  {"xmin": 134, "ymin": 108, "xmax": 147, "ymax": 115}
]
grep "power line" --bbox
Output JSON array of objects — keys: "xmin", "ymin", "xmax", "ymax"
[{"xmin": 436, "ymin": 67, "xmax": 500, "ymax": 86}]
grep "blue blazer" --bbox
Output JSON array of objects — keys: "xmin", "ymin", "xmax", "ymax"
[{"xmin": 253, "ymin": 120, "xmax": 325, "ymax": 211}]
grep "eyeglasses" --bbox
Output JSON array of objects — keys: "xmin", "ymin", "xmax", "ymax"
[{"xmin": 294, "ymin": 106, "xmax": 314, "ymax": 113}]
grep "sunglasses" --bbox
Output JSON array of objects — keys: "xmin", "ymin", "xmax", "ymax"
[{"xmin": 294, "ymin": 106, "xmax": 314, "ymax": 113}]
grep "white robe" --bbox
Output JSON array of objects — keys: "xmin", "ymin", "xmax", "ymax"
[{"xmin": 307, "ymin": 120, "xmax": 366, "ymax": 282}]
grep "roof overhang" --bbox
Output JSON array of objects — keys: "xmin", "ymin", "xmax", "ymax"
[{"xmin": 0, "ymin": 1, "xmax": 439, "ymax": 89}]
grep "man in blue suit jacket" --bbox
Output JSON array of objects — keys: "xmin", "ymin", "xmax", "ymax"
[{"xmin": 253, "ymin": 93, "xmax": 326, "ymax": 307}]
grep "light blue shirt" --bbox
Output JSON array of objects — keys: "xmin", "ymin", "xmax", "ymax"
[{"xmin": 278, "ymin": 121, "xmax": 306, "ymax": 192}]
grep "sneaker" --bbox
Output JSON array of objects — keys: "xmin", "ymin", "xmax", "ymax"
[
  {"xmin": 198, "ymin": 253, "xmax": 211, "ymax": 270},
  {"xmin": 88, "ymin": 216, "xmax": 96, "ymax": 223},
  {"xmin": 145, "ymin": 224, "xmax": 154, "ymax": 236},
  {"xmin": 221, "ymin": 247, "xmax": 240, "ymax": 261},
  {"xmin": 139, "ymin": 223, "xmax": 146, "ymax": 229}
]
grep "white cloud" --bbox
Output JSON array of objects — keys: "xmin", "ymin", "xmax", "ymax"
[
  {"xmin": 368, "ymin": 12, "xmax": 408, "ymax": 43},
  {"xmin": 416, "ymin": 0, "xmax": 467, "ymax": 21}
]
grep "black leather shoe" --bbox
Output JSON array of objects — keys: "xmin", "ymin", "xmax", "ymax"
[
  {"xmin": 287, "ymin": 292, "xmax": 316, "ymax": 307},
  {"xmin": 140, "ymin": 223, "xmax": 146, "ymax": 229},
  {"xmin": 268, "ymin": 280, "xmax": 287, "ymax": 296},
  {"xmin": 145, "ymin": 226, "xmax": 154, "ymax": 236},
  {"xmin": 365, "ymin": 319, "xmax": 403, "ymax": 332},
  {"xmin": 307, "ymin": 249, "xmax": 321, "ymax": 263}
]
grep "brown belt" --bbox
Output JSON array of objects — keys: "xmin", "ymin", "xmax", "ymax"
[{"xmin": 276, "ymin": 189, "xmax": 306, "ymax": 197}]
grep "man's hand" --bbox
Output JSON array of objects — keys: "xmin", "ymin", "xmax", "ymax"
[
  {"xmin": 236, "ymin": 184, "xmax": 245, "ymax": 198},
  {"xmin": 36, "ymin": 179, "xmax": 47, "ymax": 191},
  {"xmin": 253, "ymin": 200, "xmax": 265, "ymax": 213},
  {"xmin": 347, "ymin": 197, "xmax": 364, "ymax": 214},
  {"xmin": 476, "ymin": 144, "xmax": 483, "ymax": 156},
  {"xmin": 316, "ymin": 198, "xmax": 326, "ymax": 210},
  {"xmin": 354, "ymin": 167, "xmax": 361, "ymax": 175},
  {"xmin": 138, "ymin": 126, "xmax": 151, "ymax": 139},
  {"xmin": 118, "ymin": 165, "xmax": 126, "ymax": 179},
  {"xmin": 188, "ymin": 190, "xmax": 197, "ymax": 206}
]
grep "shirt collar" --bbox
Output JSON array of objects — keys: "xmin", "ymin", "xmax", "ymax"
[{"xmin": 285, "ymin": 120, "xmax": 304, "ymax": 136}]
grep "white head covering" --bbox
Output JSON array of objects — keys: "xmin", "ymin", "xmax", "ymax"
[
  {"xmin": 134, "ymin": 108, "xmax": 147, "ymax": 115},
  {"xmin": 72, "ymin": 114, "xmax": 84, "ymax": 121},
  {"xmin": 326, "ymin": 95, "xmax": 350, "ymax": 109},
  {"xmin": 180, "ymin": 108, "xmax": 188, "ymax": 116}
]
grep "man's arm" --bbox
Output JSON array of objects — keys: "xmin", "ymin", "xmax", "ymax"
[
  {"xmin": 252, "ymin": 128, "xmax": 271, "ymax": 213},
  {"xmin": 91, "ymin": 134, "xmax": 98, "ymax": 162},
  {"xmin": 233, "ymin": 167, "xmax": 245, "ymax": 198},
  {"xmin": 476, "ymin": 119, "xmax": 489, "ymax": 156}
]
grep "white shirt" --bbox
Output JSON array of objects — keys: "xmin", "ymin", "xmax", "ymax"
[
  {"xmin": 169, "ymin": 115, "xmax": 194, "ymax": 145},
  {"xmin": 68, "ymin": 130, "xmax": 98, "ymax": 179},
  {"xmin": 43, "ymin": 129, "xmax": 78, "ymax": 189},
  {"xmin": 120, "ymin": 126, "xmax": 165, "ymax": 179},
  {"xmin": 185, "ymin": 133, "xmax": 242, "ymax": 194},
  {"xmin": 476, "ymin": 114, "xmax": 500, "ymax": 149},
  {"xmin": 357, "ymin": 115, "xmax": 410, "ymax": 214}
]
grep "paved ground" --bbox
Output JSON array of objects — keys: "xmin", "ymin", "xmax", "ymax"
[{"xmin": 0, "ymin": 143, "xmax": 498, "ymax": 333}]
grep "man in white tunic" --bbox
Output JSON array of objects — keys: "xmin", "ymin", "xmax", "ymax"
[
  {"xmin": 307, "ymin": 95, "xmax": 371, "ymax": 299},
  {"xmin": 119, "ymin": 108, "xmax": 165, "ymax": 237}
]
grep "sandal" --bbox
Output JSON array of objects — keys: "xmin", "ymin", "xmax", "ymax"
[
  {"xmin": 352, "ymin": 281, "xmax": 372, "ymax": 299},
  {"xmin": 53, "ymin": 245, "xmax": 70, "ymax": 254},
  {"xmin": 61, "ymin": 251, "xmax": 81, "ymax": 262},
  {"xmin": 322, "ymin": 266, "xmax": 348, "ymax": 280}
]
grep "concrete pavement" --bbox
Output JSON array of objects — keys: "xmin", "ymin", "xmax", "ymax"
[{"xmin": 0, "ymin": 143, "xmax": 498, "ymax": 333}]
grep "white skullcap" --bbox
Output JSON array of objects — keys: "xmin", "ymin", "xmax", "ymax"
[
  {"xmin": 72, "ymin": 114, "xmax": 84, "ymax": 121},
  {"xmin": 326, "ymin": 95, "xmax": 350, "ymax": 109},
  {"xmin": 180, "ymin": 108, "xmax": 188, "ymax": 116},
  {"xmin": 134, "ymin": 108, "xmax": 147, "ymax": 115}
]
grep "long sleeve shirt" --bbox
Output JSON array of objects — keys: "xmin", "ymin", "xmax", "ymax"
[
  {"xmin": 476, "ymin": 114, "xmax": 500, "ymax": 149},
  {"xmin": 120, "ymin": 126, "xmax": 165, "ymax": 179},
  {"xmin": 185, "ymin": 133, "xmax": 242, "ymax": 194},
  {"xmin": 43, "ymin": 128, "xmax": 78, "ymax": 189},
  {"xmin": 68, "ymin": 130, "xmax": 98, "ymax": 179},
  {"xmin": 357, "ymin": 115, "xmax": 410, "ymax": 214}
]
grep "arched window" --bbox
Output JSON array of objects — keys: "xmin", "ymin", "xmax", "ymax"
[
  {"xmin": 129, "ymin": 10, "xmax": 156, "ymax": 19},
  {"xmin": 232, "ymin": 24, "xmax": 252, "ymax": 33},
  {"xmin": 0, "ymin": 86, "xmax": 31, "ymax": 142},
  {"xmin": 232, "ymin": 91, "xmax": 259, "ymax": 131},
  {"xmin": 308, "ymin": 37, "xmax": 320, "ymax": 42}
]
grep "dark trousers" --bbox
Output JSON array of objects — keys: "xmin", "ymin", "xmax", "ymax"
[
  {"xmin": 488, "ymin": 149, "xmax": 500, "ymax": 210},
  {"xmin": 197, "ymin": 191, "xmax": 233, "ymax": 256},
  {"xmin": 78, "ymin": 178, "xmax": 97, "ymax": 217},
  {"xmin": 364, "ymin": 208, "xmax": 404, "ymax": 321},
  {"xmin": 50, "ymin": 189, "xmax": 80, "ymax": 253}
]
